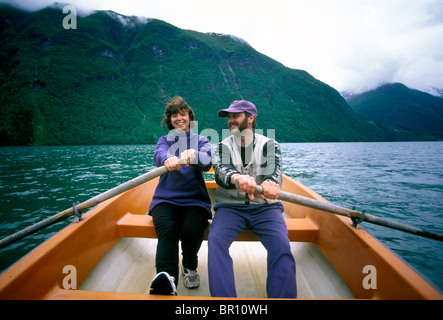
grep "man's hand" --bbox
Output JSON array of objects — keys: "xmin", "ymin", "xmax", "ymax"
[
  {"xmin": 231, "ymin": 174, "xmax": 257, "ymax": 201},
  {"xmin": 258, "ymin": 179, "xmax": 280, "ymax": 200}
]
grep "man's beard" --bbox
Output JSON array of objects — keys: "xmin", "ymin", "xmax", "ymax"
[{"xmin": 230, "ymin": 116, "xmax": 249, "ymax": 136}]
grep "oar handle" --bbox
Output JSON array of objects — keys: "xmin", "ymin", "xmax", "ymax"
[{"xmin": 254, "ymin": 185, "xmax": 443, "ymax": 242}]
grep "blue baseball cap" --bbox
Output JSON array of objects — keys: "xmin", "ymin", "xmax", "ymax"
[{"xmin": 217, "ymin": 100, "xmax": 257, "ymax": 118}]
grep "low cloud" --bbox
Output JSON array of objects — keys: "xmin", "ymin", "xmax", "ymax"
[{"xmin": 2, "ymin": 0, "xmax": 443, "ymax": 94}]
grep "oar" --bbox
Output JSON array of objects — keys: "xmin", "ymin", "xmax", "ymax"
[
  {"xmin": 0, "ymin": 161, "xmax": 183, "ymax": 249},
  {"xmin": 254, "ymin": 185, "xmax": 443, "ymax": 242}
]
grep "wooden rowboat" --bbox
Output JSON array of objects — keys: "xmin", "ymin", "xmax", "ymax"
[{"xmin": 0, "ymin": 173, "xmax": 441, "ymax": 300}]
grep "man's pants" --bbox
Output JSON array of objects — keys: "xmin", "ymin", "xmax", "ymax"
[{"xmin": 208, "ymin": 204, "xmax": 297, "ymax": 298}]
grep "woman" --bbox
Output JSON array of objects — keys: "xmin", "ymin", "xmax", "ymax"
[{"xmin": 149, "ymin": 96, "xmax": 212, "ymax": 295}]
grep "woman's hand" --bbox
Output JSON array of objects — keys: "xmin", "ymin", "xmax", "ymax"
[
  {"xmin": 164, "ymin": 156, "xmax": 181, "ymax": 171},
  {"xmin": 164, "ymin": 149, "xmax": 196, "ymax": 171},
  {"xmin": 180, "ymin": 149, "xmax": 196, "ymax": 166}
]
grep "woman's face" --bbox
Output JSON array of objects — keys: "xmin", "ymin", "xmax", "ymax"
[{"xmin": 171, "ymin": 108, "xmax": 190, "ymax": 132}]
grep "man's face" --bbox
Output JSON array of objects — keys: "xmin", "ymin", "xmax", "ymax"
[{"xmin": 227, "ymin": 112, "xmax": 249, "ymax": 134}]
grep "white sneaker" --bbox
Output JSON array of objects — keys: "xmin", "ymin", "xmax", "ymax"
[
  {"xmin": 182, "ymin": 267, "xmax": 200, "ymax": 289},
  {"xmin": 149, "ymin": 272, "xmax": 177, "ymax": 295}
]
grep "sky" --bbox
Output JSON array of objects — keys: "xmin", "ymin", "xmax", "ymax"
[{"xmin": 2, "ymin": 0, "xmax": 443, "ymax": 94}]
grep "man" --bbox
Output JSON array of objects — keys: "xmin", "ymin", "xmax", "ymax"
[{"xmin": 208, "ymin": 100, "xmax": 297, "ymax": 298}]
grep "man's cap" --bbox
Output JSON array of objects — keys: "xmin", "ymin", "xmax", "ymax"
[{"xmin": 217, "ymin": 100, "xmax": 257, "ymax": 118}]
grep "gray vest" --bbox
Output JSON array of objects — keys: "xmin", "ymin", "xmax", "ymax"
[{"xmin": 214, "ymin": 133, "xmax": 280, "ymax": 206}]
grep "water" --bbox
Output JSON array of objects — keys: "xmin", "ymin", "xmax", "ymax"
[
  {"xmin": 282, "ymin": 141, "xmax": 443, "ymax": 291},
  {"xmin": 0, "ymin": 145, "xmax": 157, "ymax": 271},
  {"xmin": 1, "ymin": 142, "xmax": 442, "ymax": 292}
]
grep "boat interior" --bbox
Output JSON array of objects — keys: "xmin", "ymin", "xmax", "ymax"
[
  {"xmin": 78, "ymin": 182, "xmax": 353, "ymax": 299},
  {"xmin": 79, "ymin": 213, "xmax": 354, "ymax": 299}
]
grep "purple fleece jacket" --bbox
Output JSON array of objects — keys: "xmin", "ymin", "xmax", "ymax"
[{"xmin": 149, "ymin": 130, "xmax": 212, "ymax": 217}]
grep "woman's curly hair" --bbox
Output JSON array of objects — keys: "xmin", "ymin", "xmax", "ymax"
[{"xmin": 163, "ymin": 96, "xmax": 196, "ymax": 130}]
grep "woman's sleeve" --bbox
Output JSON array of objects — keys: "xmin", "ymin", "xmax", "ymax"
[
  {"xmin": 194, "ymin": 135, "xmax": 212, "ymax": 171},
  {"xmin": 153, "ymin": 136, "xmax": 173, "ymax": 167}
]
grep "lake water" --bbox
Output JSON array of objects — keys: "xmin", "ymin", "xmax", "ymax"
[{"xmin": 1, "ymin": 142, "xmax": 442, "ymax": 292}]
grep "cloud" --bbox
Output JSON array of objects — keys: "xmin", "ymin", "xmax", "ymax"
[
  {"xmin": 252, "ymin": 0, "xmax": 443, "ymax": 94},
  {"xmin": 337, "ymin": 1, "xmax": 443, "ymax": 93},
  {"xmin": 1, "ymin": 0, "xmax": 442, "ymax": 94}
]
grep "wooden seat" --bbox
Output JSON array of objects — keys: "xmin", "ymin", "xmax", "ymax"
[{"xmin": 116, "ymin": 213, "xmax": 319, "ymax": 243}]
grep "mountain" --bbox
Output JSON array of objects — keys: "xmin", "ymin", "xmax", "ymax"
[
  {"xmin": 348, "ymin": 83, "xmax": 443, "ymax": 140},
  {"xmin": 0, "ymin": 4, "xmax": 410, "ymax": 145}
]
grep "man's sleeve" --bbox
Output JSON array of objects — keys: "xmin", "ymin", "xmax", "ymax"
[
  {"xmin": 259, "ymin": 140, "xmax": 282, "ymax": 186},
  {"xmin": 212, "ymin": 142, "xmax": 239, "ymax": 189}
]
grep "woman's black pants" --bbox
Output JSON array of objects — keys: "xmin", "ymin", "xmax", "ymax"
[{"xmin": 150, "ymin": 203, "xmax": 209, "ymax": 286}]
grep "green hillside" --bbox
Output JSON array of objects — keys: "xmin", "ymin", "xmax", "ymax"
[
  {"xmin": 0, "ymin": 4, "xmax": 410, "ymax": 145},
  {"xmin": 348, "ymin": 83, "xmax": 443, "ymax": 140}
]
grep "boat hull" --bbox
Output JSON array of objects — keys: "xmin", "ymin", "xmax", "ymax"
[{"xmin": 0, "ymin": 174, "xmax": 441, "ymax": 299}]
